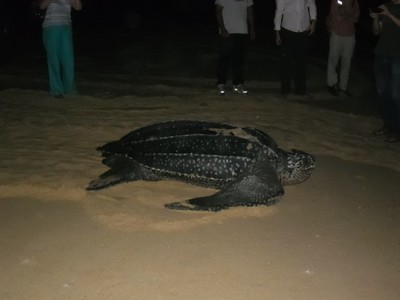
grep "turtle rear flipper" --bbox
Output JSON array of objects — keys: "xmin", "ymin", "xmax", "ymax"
[{"xmin": 165, "ymin": 163, "xmax": 284, "ymax": 211}]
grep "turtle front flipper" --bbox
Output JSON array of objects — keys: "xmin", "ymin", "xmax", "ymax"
[
  {"xmin": 87, "ymin": 155, "xmax": 159, "ymax": 191},
  {"xmin": 87, "ymin": 170, "xmax": 130, "ymax": 190},
  {"xmin": 165, "ymin": 163, "xmax": 284, "ymax": 211}
]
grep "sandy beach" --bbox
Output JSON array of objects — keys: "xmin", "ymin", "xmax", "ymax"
[
  {"xmin": 1, "ymin": 86, "xmax": 399, "ymax": 299},
  {"xmin": 1, "ymin": 16, "xmax": 400, "ymax": 299}
]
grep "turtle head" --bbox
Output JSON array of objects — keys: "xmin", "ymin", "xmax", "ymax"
[{"xmin": 280, "ymin": 149, "xmax": 316, "ymax": 185}]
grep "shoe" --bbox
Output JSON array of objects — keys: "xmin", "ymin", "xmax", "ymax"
[
  {"xmin": 385, "ymin": 133, "xmax": 400, "ymax": 143},
  {"xmin": 295, "ymin": 93, "xmax": 313, "ymax": 100},
  {"xmin": 328, "ymin": 85, "xmax": 339, "ymax": 97},
  {"xmin": 339, "ymin": 89, "xmax": 353, "ymax": 97},
  {"xmin": 233, "ymin": 84, "xmax": 248, "ymax": 94},
  {"xmin": 278, "ymin": 93, "xmax": 288, "ymax": 99},
  {"xmin": 217, "ymin": 84, "xmax": 225, "ymax": 95},
  {"xmin": 54, "ymin": 94, "xmax": 64, "ymax": 99},
  {"xmin": 372, "ymin": 126, "xmax": 389, "ymax": 136}
]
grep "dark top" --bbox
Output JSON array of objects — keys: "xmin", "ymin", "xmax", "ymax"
[{"xmin": 375, "ymin": 1, "xmax": 400, "ymax": 57}]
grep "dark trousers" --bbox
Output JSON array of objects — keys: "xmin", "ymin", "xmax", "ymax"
[
  {"xmin": 374, "ymin": 55, "xmax": 400, "ymax": 133},
  {"xmin": 280, "ymin": 28, "xmax": 308, "ymax": 95},
  {"xmin": 216, "ymin": 34, "xmax": 247, "ymax": 85}
]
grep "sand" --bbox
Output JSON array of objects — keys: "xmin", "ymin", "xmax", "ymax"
[{"xmin": 0, "ymin": 85, "xmax": 399, "ymax": 299}]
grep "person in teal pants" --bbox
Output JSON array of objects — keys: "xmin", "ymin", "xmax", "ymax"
[{"xmin": 38, "ymin": 0, "xmax": 82, "ymax": 98}]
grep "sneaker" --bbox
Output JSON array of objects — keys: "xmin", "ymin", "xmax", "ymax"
[
  {"xmin": 233, "ymin": 84, "xmax": 248, "ymax": 94},
  {"xmin": 217, "ymin": 84, "xmax": 225, "ymax": 95},
  {"xmin": 339, "ymin": 89, "xmax": 353, "ymax": 97},
  {"xmin": 295, "ymin": 93, "xmax": 313, "ymax": 100},
  {"xmin": 278, "ymin": 93, "xmax": 288, "ymax": 99},
  {"xmin": 385, "ymin": 132, "xmax": 400, "ymax": 143},
  {"xmin": 328, "ymin": 85, "xmax": 339, "ymax": 97},
  {"xmin": 372, "ymin": 126, "xmax": 389, "ymax": 136}
]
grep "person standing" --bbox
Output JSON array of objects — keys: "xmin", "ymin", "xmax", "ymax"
[
  {"xmin": 370, "ymin": 0, "xmax": 400, "ymax": 143},
  {"xmin": 327, "ymin": 0, "xmax": 360, "ymax": 97},
  {"xmin": 274, "ymin": 0, "xmax": 317, "ymax": 98},
  {"xmin": 215, "ymin": 0, "xmax": 255, "ymax": 95},
  {"xmin": 38, "ymin": 0, "xmax": 82, "ymax": 98}
]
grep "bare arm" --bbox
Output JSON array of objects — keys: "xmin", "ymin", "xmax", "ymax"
[
  {"xmin": 352, "ymin": 0, "xmax": 360, "ymax": 23},
  {"xmin": 215, "ymin": 5, "xmax": 229, "ymax": 38},
  {"xmin": 274, "ymin": 0, "xmax": 284, "ymax": 45},
  {"xmin": 37, "ymin": 0, "xmax": 52, "ymax": 10},
  {"xmin": 70, "ymin": 0, "xmax": 82, "ymax": 11},
  {"xmin": 307, "ymin": 0, "xmax": 317, "ymax": 35},
  {"xmin": 370, "ymin": 10, "xmax": 382, "ymax": 35},
  {"xmin": 380, "ymin": 4, "xmax": 400, "ymax": 28},
  {"xmin": 247, "ymin": 5, "xmax": 255, "ymax": 40}
]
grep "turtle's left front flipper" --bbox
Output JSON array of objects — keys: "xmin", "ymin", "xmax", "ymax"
[
  {"xmin": 165, "ymin": 162, "xmax": 284, "ymax": 211},
  {"xmin": 87, "ymin": 155, "xmax": 160, "ymax": 191}
]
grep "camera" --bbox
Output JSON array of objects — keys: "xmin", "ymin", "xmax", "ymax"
[{"xmin": 370, "ymin": 7, "xmax": 383, "ymax": 13}]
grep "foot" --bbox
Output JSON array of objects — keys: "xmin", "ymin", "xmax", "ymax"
[
  {"xmin": 372, "ymin": 126, "xmax": 389, "ymax": 136},
  {"xmin": 295, "ymin": 93, "xmax": 313, "ymax": 100},
  {"xmin": 217, "ymin": 84, "xmax": 225, "ymax": 96},
  {"xmin": 328, "ymin": 85, "xmax": 339, "ymax": 97},
  {"xmin": 339, "ymin": 89, "xmax": 353, "ymax": 97},
  {"xmin": 278, "ymin": 93, "xmax": 288, "ymax": 99},
  {"xmin": 385, "ymin": 132, "xmax": 400, "ymax": 143},
  {"xmin": 233, "ymin": 84, "xmax": 248, "ymax": 95}
]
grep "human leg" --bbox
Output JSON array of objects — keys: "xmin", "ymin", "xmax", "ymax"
[
  {"xmin": 390, "ymin": 57, "xmax": 400, "ymax": 134},
  {"xmin": 327, "ymin": 33, "xmax": 340, "ymax": 87},
  {"xmin": 339, "ymin": 35, "xmax": 355, "ymax": 91},
  {"xmin": 280, "ymin": 28, "xmax": 293, "ymax": 95},
  {"xmin": 385, "ymin": 65, "xmax": 400, "ymax": 140},
  {"xmin": 216, "ymin": 36, "xmax": 231, "ymax": 85},
  {"xmin": 43, "ymin": 26, "xmax": 64, "ymax": 96},
  {"xmin": 59, "ymin": 26, "xmax": 77, "ymax": 95},
  {"xmin": 374, "ymin": 56, "xmax": 398, "ymax": 133},
  {"xmin": 293, "ymin": 31, "xmax": 307, "ymax": 95},
  {"xmin": 231, "ymin": 34, "xmax": 246, "ymax": 86}
]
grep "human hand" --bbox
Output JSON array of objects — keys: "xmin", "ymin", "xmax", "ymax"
[
  {"xmin": 275, "ymin": 31, "xmax": 281, "ymax": 46},
  {"xmin": 369, "ymin": 5, "xmax": 386, "ymax": 18},
  {"xmin": 378, "ymin": 5, "xmax": 389, "ymax": 16},
  {"xmin": 369, "ymin": 9, "xmax": 380, "ymax": 19},
  {"xmin": 220, "ymin": 29, "xmax": 230, "ymax": 39},
  {"xmin": 308, "ymin": 21, "xmax": 316, "ymax": 36}
]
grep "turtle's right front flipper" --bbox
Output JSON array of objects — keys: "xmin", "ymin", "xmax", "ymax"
[{"xmin": 165, "ymin": 162, "xmax": 284, "ymax": 211}]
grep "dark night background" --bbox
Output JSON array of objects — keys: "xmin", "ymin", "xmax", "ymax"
[
  {"xmin": 0, "ymin": 0, "xmax": 386, "ymax": 113},
  {"xmin": 1, "ymin": 0, "xmax": 382, "ymax": 41}
]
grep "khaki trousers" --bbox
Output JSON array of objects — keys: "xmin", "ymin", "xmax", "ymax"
[{"xmin": 327, "ymin": 32, "xmax": 356, "ymax": 90}]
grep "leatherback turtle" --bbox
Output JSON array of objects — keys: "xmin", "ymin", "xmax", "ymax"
[{"xmin": 87, "ymin": 121, "xmax": 316, "ymax": 211}]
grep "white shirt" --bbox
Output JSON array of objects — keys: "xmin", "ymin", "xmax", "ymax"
[
  {"xmin": 215, "ymin": 0, "xmax": 254, "ymax": 34},
  {"xmin": 43, "ymin": 0, "xmax": 72, "ymax": 28},
  {"xmin": 274, "ymin": 0, "xmax": 317, "ymax": 32}
]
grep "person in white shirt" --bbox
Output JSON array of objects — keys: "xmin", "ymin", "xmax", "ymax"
[
  {"xmin": 215, "ymin": 0, "xmax": 255, "ymax": 95},
  {"xmin": 274, "ymin": 0, "xmax": 317, "ymax": 98}
]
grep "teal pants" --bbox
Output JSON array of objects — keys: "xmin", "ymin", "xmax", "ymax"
[{"xmin": 43, "ymin": 25, "xmax": 77, "ymax": 96}]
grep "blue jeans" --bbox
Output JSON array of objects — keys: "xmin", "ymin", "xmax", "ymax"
[
  {"xmin": 43, "ymin": 25, "xmax": 77, "ymax": 96},
  {"xmin": 374, "ymin": 55, "xmax": 400, "ymax": 133}
]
